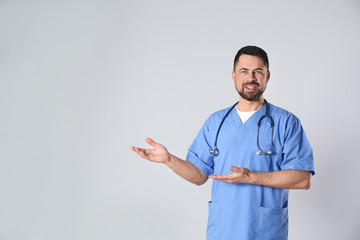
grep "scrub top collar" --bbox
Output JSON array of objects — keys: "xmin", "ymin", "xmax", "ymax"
[{"xmin": 230, "ymin": 102, "xmax": 268, "ymax": 128}]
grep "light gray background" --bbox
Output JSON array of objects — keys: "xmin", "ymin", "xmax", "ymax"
[{"xmin": 1, "ymin": 0, "xmax": 360, "ymax": 239}]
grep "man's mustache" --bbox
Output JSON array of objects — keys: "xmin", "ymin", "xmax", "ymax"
[{"xmin": 243, "ymin": 81, "xmax": 260, "ymax": 87}]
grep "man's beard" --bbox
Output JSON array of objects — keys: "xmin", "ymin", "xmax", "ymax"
[{"xmin": 237, "ymin": 83, "xmax": 265, "ymax": 101}]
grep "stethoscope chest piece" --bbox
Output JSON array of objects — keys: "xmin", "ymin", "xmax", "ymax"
[{"xmin": 210, "ymin": 146, "xmax": 219, "ymax": 156}]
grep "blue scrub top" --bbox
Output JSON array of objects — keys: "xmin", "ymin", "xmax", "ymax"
[{"xmin": 186, "ymin": 103, "xmax": 314, "ymax": 240}]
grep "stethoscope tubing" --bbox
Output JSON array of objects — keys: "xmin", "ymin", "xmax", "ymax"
[{"xmin": 210, "ymin": 100, "xmax": 274, "ymax": 156}]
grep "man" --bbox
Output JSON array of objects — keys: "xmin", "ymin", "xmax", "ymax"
[{"xmin": 131, "ymin": 46, "xmax": 314, "ymax": 239}]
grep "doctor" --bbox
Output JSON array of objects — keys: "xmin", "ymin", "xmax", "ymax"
[{"xmin": 131, "ymin": 46, "xmax": 314, "ymax": 240}]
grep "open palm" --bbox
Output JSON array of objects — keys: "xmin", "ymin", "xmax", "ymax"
[{"xmin": 131, "ymin": 138, "xmax": 170, "ymax": 163}]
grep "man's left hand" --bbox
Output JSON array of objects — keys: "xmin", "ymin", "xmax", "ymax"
[{"xmin": 209, "ymin": 166, "xmax": 251, "ymax": 184}]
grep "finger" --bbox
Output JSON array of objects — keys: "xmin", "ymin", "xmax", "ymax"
[
  {"xmin": 230, "ymin": 166, "xmax": 249, "ymax": 174},
  {"xmin": 145, "ymin": 137, "xmax": 157, "ymax": 147},
  {"xmin": 210, "ymin": 173, "xmax": 235, "ymax": 181},
  {"xmin": 132, "ymin": 147, "xmax": 152, "ymax": 160},
  {"xmin": 230, "ymin": 166, "xmax": 241, "ymax": 173},
  {"xmin": 130, "ymin": 146, "xmax": 140, "ymax": 152},
  {"xmin": 230, "ymin": 166, "xmax": 237, "ymax": 172},
  {"xmin": 130, "ymin": 146, "xmax": 141, "ymax": 152}
]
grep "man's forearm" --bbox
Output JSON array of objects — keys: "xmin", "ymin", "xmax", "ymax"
[
  {"xmin": 165, "ymin": 154, "xmax": 208, "ymax": 186},
  {"xmin": 249, "ymin": 170, "xmax": 312, "ymax": 189}
]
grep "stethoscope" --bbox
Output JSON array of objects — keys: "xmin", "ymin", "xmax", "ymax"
[{"xmin": 209, "ymin": 100, "xmax": 274, "ymax": 156}]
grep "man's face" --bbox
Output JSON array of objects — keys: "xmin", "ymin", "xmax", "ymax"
[{"xmin": 232, "ymin": 54, "xmax": 270, "ymax": 102}]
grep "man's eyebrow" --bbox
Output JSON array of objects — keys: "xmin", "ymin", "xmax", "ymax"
[{"xmin": 238, "ymin": 67, "xmax": 264, "ymax": 71}]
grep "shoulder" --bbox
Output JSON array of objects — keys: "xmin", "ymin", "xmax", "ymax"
[
  {"xmin": 268, "ymin": 103, "xmax": 302, "ymax": 130},
  {"xmin": 269, "ymin": 103, "xmax": 299, "ymax": 119},
  {"xmin": 208, "ymin": 104, "xmax": 235, "ymax": 121},
  {"xmin": 201, "ymin": 104, "xmax": 236, "ymax": 128}
]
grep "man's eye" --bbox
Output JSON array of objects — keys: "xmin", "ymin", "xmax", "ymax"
[
  {"xmin": 240, "ymin": 71, "xmax": 247, "ymax": 74},
  {"xmin": 255, "ymin": 71, "xmax": 263, "ymax": 74}
]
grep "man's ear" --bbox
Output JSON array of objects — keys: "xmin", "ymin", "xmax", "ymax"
[{"xmin": 266, "ymin": 70, "xmax": 270, "ymax": 83}]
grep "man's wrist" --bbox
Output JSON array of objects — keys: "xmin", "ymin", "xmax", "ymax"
[
  {"xmin": 248, "ymin": 172, "xmax": 260, "ymax": 185},
  {"xmin": 164, "ymin": 153, "xmax": 173, "ymax": 166}
]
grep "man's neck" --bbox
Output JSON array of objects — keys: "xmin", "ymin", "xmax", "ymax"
[{"xmin": 237, "ymin": 98, "xmax": 265, "ymax": 112}]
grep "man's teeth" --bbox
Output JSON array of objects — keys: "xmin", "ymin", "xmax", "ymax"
[{"xmin": 247, "ymin": 85, "xmax": 255, "ymax": 89}]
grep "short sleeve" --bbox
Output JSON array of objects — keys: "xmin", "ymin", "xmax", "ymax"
[
  {"xmin": 186, "ymin": 118, "xmax": 215, "ymax": 177},
  {"xmin": 281, "ymin": 115, "xmax": 315, "ymax": 175}
]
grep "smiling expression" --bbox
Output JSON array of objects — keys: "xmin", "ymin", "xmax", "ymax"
[{"xmin": 232, "ymin": 54, "xmax": 270, "ymax": 102}]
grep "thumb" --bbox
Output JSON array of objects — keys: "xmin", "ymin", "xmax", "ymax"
[
  {"xmin": 230, "ymin": 166, "xmax": 241, "ymax": 173},
  {"xmin": 146, "ymin": 137, "xmax": 157, "ymax": 147}
]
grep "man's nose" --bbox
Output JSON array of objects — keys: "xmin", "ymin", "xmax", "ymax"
[{"xmin": 247, "ymin": 72, "xmax": 256, "ymax": 81}]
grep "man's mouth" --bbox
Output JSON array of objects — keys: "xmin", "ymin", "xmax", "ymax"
[{"xmin": 244, "ymin": 84, "xmax": 259, "ymax": 92}]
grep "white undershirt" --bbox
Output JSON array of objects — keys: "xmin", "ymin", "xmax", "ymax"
[{"xmin": 236, "ymin": 108, "xmax": 256, "ymax": 124}]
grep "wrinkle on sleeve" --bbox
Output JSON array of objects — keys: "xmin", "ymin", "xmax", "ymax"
[
  {"xmin": 186, "ymin": 117, "xmax": 215, "ymax": 177},
  {"xmin": 281, "ymin": 115, "xmax": 315, "ymax": 175}
]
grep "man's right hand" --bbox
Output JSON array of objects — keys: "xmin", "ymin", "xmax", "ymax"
[
  {"xmin": 131, "ymin": 138, "xmax": 170, "ymax": 164},
  {"xmin": 131, "ymin": 138, "xmax": 207, "ymax": 185}
]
